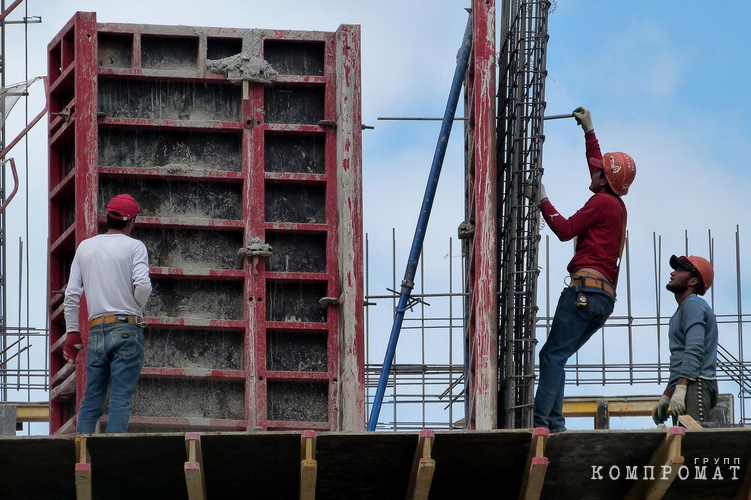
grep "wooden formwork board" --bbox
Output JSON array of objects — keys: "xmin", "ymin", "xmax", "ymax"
[{"xmin": 1, "ymin": 428, "xmax": 750, "ymax": 500}]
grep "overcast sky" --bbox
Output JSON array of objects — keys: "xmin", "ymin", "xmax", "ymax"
[{"xmin": 2, "ymin": 1, "xmax": 750, "ymax": 430}]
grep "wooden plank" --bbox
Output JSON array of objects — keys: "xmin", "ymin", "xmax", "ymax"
[
  {"xmin": 3, "ymin": 402, "xmax": 49, "ymax": 423},
  {"xmin": 625, "ymin": 427, "xmax": 684, "ymax": 500},
  {"xmin": 518, "ymin": 428, "xmax": 549, "ymax": 500},
  {"xmin": 184, "ymin": 432, "xmax": 207, "ymax": 500},
  {"xmin": 300, "ymin": 430, "xmax": 318, "ymax": 500},
  {"xmin": 75, "ymin": 435, "xmax": 92, "ymax": 500},
  {"xmin": 405, "ymin": 429, "xmax": 435, "ymax": 500},
  {"xmin": 677, "ymin": 415, "xmax": 703, "ymax": 430}
]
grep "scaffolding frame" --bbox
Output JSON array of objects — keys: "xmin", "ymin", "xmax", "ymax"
[{"xmin": 362, "ymin": 228, "xmax": 750, "ymax": 431}]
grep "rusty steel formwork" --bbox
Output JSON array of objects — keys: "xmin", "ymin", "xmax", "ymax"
[
  {"xmin": 46, "ymin": 12, "xmax": 364, "ymax": 434},
  {"xmin": 461, "ymin": 0, "xmax": 498, "ymax": 430}
]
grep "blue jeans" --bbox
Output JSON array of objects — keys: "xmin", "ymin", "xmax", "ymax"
[
  {"xmin": 533, "ymin": 287, "xmax": 614, "ymax": 430},
  {"xmin": 76, "ymin": 320, "xmax": 144, "ymax": 433}
]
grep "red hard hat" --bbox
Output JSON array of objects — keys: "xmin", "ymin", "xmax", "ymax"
[
  {"xmin": 106, "ymin": 194, "xmax": 141, "ymax": 221},
  {"xmin": 602, "ymin": 152, "xmax": 636, "ymax": 196},
  {"xmin": 669, "ymin": 255, "xmax": 714, "ymax": 295}
]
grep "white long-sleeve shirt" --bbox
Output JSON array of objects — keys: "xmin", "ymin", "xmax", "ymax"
[{"xmin": 63, "ymin": 233, "xmax": 152, "ymax": 333}]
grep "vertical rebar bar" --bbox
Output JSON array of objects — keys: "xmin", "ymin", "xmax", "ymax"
[
  {"xmin": 16, "ymin": 236, "xmax": 21, "ymax": 389},
  {"xmin": 735, "ymin": 225, "xmax": 745, "ymax": 422},
  {"xmin": 625, "ymin": 231, "xmax": 633, "ymax": 384},
  {"xmin": 23, "ymin": 0, "xmax": 29, "ymax": 408},
  {"xmin": 392, "ymin": 228, "xmax": 397, "ymax": 430},
  {"xmin": 420, "ymin": 248, "xmax": 426, "ymax": 427},
  {"xmin": 449, "ymin": 237, "xmax": 454, "ymax": 427},
  {"xmin": 545, "ymin": 235, "xmax": 550, "ymax": 337},
  {"xmin": 44, "ymin": 236, "xmax": 49, "ymax": 393},
  {"xmin": 708, "ymin": 229, "xmax": 715, "ymax": 310},
  {"xmin": 653, "ymin": 232, "xmax": 662, "ymax": 384},
  {"xmin": 365, "ymin": 233, "xmax": 370, "ymax": 417}
]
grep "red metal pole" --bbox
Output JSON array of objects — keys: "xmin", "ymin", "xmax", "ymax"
[
  {"xmin": 0, "ymin": 0, "xmax": 24, "ymax": 23},
  {"xmin": 0, "ymin": 158, "xmax": 18, "ymax": 214},
  {"xmin": 0, "ymin": 107, "xmax": 46, "ymax": 159}
]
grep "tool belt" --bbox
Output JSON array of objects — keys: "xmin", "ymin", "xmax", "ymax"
[
  {"xmin": 90, "ymin": 315, "xmax": 143, "ymax": 327},
  {"xmin": 569, "ymin": 271, "xmax": 616, "ymax": 300}
]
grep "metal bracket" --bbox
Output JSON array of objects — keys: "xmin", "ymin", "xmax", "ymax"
[
  {"xmin": 50, "ymin": 107, "xmax": 72, "ymax": 122},
  {"xmin": 317, "ymin": 119, "xmax": 337, "ymax": 128},
  {"xmin": 238, "ymin": 237, "xmax": 273, "ymax": 275},
  {"xmin": 319, "ymin": 296, "xmax": 340, "ymax": 307}
]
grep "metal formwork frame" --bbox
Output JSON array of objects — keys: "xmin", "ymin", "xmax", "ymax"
[
  {"xmin": 47, "ymin": 12, "xmax": 364, "ymax": 434},
  {"xmin": 47, "ymin": 12, "xmax": 98, "ymax": 432}
]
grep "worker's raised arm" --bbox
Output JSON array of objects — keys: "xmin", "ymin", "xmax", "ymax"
[
  {"xmin": 540, "ymin": 195, "xmax": 604, "ymax": 242},
  {"xmin": 132, "ymin": 241, "xmax": 152, "ymax": 309},
  {"xmin": 573, "ymin": 107, "xmax": 603, "ymax": 177}
]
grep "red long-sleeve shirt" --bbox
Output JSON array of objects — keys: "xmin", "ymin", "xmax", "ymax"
[{"xmin": 540, "ymin": 131, "xmax": 627, "ymax": 283}]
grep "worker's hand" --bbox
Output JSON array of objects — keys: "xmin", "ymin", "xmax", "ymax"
[
  {"xmin": 670, "ymin": 384, "xmax": 688, "ymax": 416},
  {"xmin": 573, "ymin": 106, "xmax": 594, "ymax": 133},
  {"xmin": 63, "ymin": 331, "xmax": 83, "ymax": 364},
  {"xmin": 522, "ymin": 179, "xmax": 547, "ymax": 204},
  {"xmin": 652, "ymin": 395, "xmax": 670, "ymax": 425}
]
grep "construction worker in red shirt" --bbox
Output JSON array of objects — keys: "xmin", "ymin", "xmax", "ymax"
[{"xmin": 524, "ymin": 107, "xmax": 636, "ymax": 432}]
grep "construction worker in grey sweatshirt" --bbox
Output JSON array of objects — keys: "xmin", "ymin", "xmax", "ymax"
[{"xmin": 653, "ymin": 255, "xmax": 718, "ymax": 425}]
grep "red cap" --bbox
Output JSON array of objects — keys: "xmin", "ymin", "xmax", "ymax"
[{"xmin": 106, "ymin": 194, "xmax": 141, "ymax": 221}]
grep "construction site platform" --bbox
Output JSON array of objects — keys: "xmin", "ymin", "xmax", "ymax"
[{"xmin": 2, "ymin": 427, "xmax": 750, "ymax": 499}]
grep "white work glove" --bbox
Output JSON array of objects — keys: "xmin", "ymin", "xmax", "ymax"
[
  {"xmin": 670, "ymin": 385, "xmax": 688, "ymax": 416},
  {"xmin": 573, "ymin": 106, "xmax": 594, "ymax": 133},
  {"xmin": 652, "ymin": 395, "xmax": 670, "ymax": 425},
  {"xmin": 522, "ymin": 179, "xmax": 547, "ymax": 204}
]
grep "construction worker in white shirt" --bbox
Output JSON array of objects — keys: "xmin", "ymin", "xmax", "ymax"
[{"xmin": 63, "ymin": 194, "xmax": 151, "ymax": 433}]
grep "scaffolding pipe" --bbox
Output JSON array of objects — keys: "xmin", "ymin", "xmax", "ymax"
[{"xmin": 367, "ymin": 14, "xmax": 473, "ymax": 431}]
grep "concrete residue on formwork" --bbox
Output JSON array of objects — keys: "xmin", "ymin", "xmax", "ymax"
[
  {"xmin": 144, "ymin": 328, "xmax": 242, "ymax": 370},
  {"xmin": 131, "ymin": 378, "xmax": 245, "ymax": 420},
  {"xmin": 207, "ymin": 52, "xmax": 279, "ymax": 85}
]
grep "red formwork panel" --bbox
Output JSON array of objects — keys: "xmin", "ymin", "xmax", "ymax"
[{"xmin": 47, "ymin": 12, "xmax": 364, "ymax": 434}]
